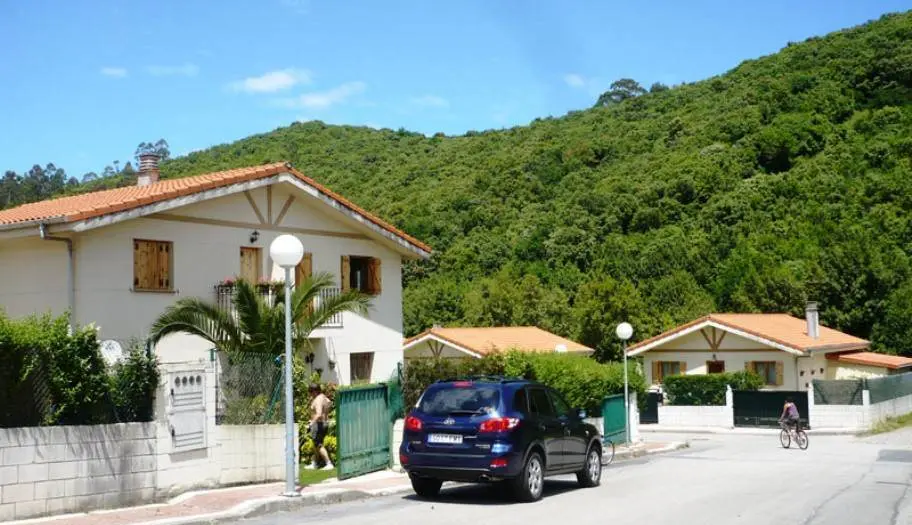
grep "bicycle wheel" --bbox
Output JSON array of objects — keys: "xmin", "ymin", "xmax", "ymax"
[
  {"xmin": 779, "ymin": 429, "xmax": 791, "ymax": 448},
  {"xmin": 603, "ymin": 439, "xmax": 615, "ymax": 465},
  {"xmin": 795, "ymin": 430, "xmax": 809, "ymax": 450}
]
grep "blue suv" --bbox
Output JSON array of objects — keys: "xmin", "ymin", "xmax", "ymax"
[{"xmin": 399, "ymin": 376, "xmax": 603, "ymax": 502}]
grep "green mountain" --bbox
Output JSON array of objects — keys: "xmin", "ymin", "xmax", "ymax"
[{"xmin": 15, "ymin": 11, "xmax": 912, "ymax": 358}]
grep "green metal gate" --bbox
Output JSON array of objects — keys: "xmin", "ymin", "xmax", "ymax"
[
  {"xmin": 336, "ymin": 384, "xmax": 392, "ymax": 480},
  {"xmin": 602, "ymin": 394, "xmax": 626, "ymax": 442}
]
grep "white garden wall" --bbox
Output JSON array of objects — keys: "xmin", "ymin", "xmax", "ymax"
[
  {"xmin": 657, "ymin": 404, "xmax": 734, "ymax": 428},
  {"xmin": 868, "ymin": 393, "xmax": 912, "ymax": 426},
  {"xmin": 0, "ymin": 422, "xmax": 298, "ymax": 522}
]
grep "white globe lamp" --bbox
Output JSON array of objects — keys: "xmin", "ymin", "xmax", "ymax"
[
  {"xmin": 269, "ymin": 234, "xmax": 304, "ymax": 498},
  {"xmin": 616, "ymin": 321, "xmax": 634, "ymax": 446}
]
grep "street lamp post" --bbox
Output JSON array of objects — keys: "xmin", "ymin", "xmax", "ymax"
[
  {"xmin": 616, "ymin": 322, "xmax": 633, "ymax": 446},
  {"xmin": 269, "ymin": 234, "xmax": 305, "ymax": 497}
]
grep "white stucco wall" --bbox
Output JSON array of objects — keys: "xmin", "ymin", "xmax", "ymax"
[
  {"xmin": 826, "ymin": 362, "xmax": 892, "ymax": 380},
  {"xmin": 0, "ymin": 182, "xmax": 410, "ymax": 385},
  {"xmin": 658, "ymin": 405, "xmax": 734, "ymax": 428},
  {"xmin": 642, "ymin": 350, "xmax": 800, "ymax": 391}
]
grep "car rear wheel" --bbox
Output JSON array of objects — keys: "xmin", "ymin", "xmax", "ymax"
[
  {"xmin": 410, "ymin": 475, "xmax": 443, "ymax": 499},
  {"xmin": 512, "ymin": 451, "xmax": 544, "ymax": 502},
  {"xmin": 577, "ymin": 445, "xmax": 602, "ymax": 488}
]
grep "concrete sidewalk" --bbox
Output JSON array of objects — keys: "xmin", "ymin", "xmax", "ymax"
[
  {"xmin": 639, "ymin": 424, "xmax": 861, "ymax": 436},
  {"xmin": 8, "ymin": 442, "xmax": 688, "ymax": 525}
]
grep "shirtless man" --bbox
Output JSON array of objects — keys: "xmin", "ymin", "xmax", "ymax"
[{"xmin": 307, "ymin": 383, "xmax": 334, "ymax": 470}]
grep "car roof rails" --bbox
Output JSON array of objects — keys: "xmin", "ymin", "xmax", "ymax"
[{"xmin": 434, "ymin": 375, "xmax": 527, "ymax": 384}]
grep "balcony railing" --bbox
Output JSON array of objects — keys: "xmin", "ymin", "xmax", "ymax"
[{"xmin": 214, "ymin": 283, "xmax": 344, "ymax": 328}]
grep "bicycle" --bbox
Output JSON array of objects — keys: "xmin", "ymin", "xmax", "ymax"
[
  {"xmin": 779, "ymin": 419, "xmax": 809, "ymax": 450},
  {"xmin": 602, "ymin": 437, "xmax": 616, "ymax": 465}
]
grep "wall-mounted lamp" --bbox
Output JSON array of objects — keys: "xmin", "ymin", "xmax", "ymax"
[
  {"xmin": 250, "ymin": 230, "xmax": 260, "ymax": 244},
  {"xmin": 711, "ymin": 353, "xmax": 717, "ymax": 361}
]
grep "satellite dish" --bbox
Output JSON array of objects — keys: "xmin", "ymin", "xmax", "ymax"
[
  {"xmin": 100, "ymin": 340, "xmax": 124, "ymax": 366},
  {"xmin": 555, "ymin": 344, "xmax": 567, "ymax": 353}
]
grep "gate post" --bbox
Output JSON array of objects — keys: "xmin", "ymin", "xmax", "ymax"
[
  {"xmin": 628, "ymin": 392, "xmax": 640, "ymax": 442},
  {"xmin": 725, "ymin": 385, "xmax": 734, "ymax": 428},
  {"xmin": 807, "ymin": 382, "xmax": 815, "ymax": 429}
]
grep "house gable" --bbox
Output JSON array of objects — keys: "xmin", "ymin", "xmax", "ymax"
[{"xmin": 627, "ymin": 319, "xmax": 806, "ymax": 357}]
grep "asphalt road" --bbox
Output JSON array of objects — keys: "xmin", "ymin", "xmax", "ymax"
[{"xmin": 242, "ymin": 429, "xmax": 912, "ymax": 525}]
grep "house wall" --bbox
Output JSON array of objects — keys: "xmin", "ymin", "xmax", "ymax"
[
  {"xmin": 642, "ymin": 350, "xmax": 799, "ymax": 391},
  {"xmin": 797, "ymin": 353, "xmax": 829, "ymax": 389},
  {"xmin": 826, "ymin": 362, "xmax": 891, "ymax": 380},
  {"xmin": 0, "ymin": 183, "xmax": 408, "ymax": 385}
]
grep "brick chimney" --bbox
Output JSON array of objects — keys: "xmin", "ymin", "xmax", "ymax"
[
  {"xmin": 137, "ymin": 153, "xmax": 161, "ymax": 187},
  {"xmin": 805, "ymin": 301, "xmax": 819, "ymax": 339}
]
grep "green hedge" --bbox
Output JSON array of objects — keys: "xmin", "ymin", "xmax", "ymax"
[
  {"xmin": 0, "ymin": 311, "xmax": 160, "ymax": 427},
  {"xmin": 662, "ymin": 371, "xmax": 763, "ymax": 406},
  {"xmin": 402, "ymin": 351, "xmax": 646, "ymax": 414}
]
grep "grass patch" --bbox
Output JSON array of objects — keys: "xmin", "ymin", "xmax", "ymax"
[
  {"xmin": 867, "ymin": 413, "xmax": 912, "ymax": 435},
  {"xmin": 299, "ymin": 466, "xmax": 337, "ymax": 486}
]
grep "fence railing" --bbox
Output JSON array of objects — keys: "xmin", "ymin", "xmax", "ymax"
[{"xmin": 214, "ymin": 284, "xmax": 344, "ymax": 328}]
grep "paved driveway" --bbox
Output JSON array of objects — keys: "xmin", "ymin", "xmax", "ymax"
[{"xmin": 243, "ymin": 429, "xmax": 912, "ymax": 525}]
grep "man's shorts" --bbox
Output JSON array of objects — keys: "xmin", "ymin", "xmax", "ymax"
[{"xmin": 311, "ymin": 421, "xmax": 327, "ymax": 446}]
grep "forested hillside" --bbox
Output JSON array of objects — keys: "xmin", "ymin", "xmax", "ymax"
[{"xmin": 6, "ymin": 12, "xmax": 912, "ymax": 358}]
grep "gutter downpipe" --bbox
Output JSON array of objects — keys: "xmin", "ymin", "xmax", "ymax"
[{"xmin": 39, "ymin": 223, "xmax": 75, "ymax": 334}]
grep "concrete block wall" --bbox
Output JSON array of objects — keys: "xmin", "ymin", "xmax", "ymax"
[
  {"xmin": 657, "ymin": 404, "xmax": 734, "ymax": 428},
  {"xmin": 868, "ymin": 393, "xmax": 912, "ymax": 426},
  {"xmin": 0, "ymin": 423, "xmax": 156, "ymax": 522},
  {"xmin": 217, "ymin": 425, "xmax": 299, "ymax": 485},
  {"xmin": 809, "ymin": 405, "xmax": 868, "ymax": 430},
  {"xmin": 391, "ymin": 419, "xmax": 404, "ymax": 471}
]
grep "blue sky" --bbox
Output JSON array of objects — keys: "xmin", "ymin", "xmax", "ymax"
[{"xmin": 1, "ymin": 0, "xmax": 909, "ymax": 177}]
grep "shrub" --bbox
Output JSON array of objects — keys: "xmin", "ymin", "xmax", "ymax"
[
  {"xmin": 401, "ymin": 351, "xmax": 646, "ymax": 415},
  {"xmin": 109, "ymin": 339, "xmax": 160, "ymax": 422},
  {"xmin": 0, "ymin": 311, "xmax": 161, "ymax": 427},
  {"xmin": 663, "ymin": 370, "xmax": 763, "ymax": 406}
]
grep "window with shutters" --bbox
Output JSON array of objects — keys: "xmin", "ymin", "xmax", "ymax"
[
  {"xmin": 133, "ymin": 239, "xmax": 173, "ymax": 292},
  {"xmin": 652, "ymin": 361, "xmax": 685, "ymax": 383},
  {"xmin": 350, "ymin": 352, "xmax": 374, "ymax": 384},
  {"xmin": 341, "ymin": 255, "xmax": 382, "ymax": 295},
  {"xmin": 749, "ymin": 361, "xmax": 782, "ymax": 386}
]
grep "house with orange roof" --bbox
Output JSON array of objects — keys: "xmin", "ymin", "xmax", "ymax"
[
  {"xmin": 402, "ymin": 325, "xmax": 594, "ymax": 360},
  {"xmin": 626, "ymin": 302, "xmax": 911, "ymax": 391},
  {"xmin": 0, "ymin": 154, "xmax": 431, "ymax": 386}
]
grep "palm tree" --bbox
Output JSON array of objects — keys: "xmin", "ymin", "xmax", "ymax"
[{"xmin": 148, "ymin": 272, "xmax": 371, "ymax": 356}]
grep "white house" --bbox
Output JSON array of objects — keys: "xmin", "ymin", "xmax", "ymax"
[
  {"xmin": 0, "ymin": 156, "xmax": 431, "ymax": 385},
  {"xmin": 626, "ymin": 302, "xmax": 890, "ymax": 391}
]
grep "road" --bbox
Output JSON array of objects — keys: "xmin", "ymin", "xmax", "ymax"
[{"xmin": 242, "ymin": 429, "xmax": 912, "ymax": 525}]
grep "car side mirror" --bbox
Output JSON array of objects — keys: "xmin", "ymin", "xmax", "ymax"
[{"xmin": 577, "ymin": 408, "xmax": 587, "ymax": 419}]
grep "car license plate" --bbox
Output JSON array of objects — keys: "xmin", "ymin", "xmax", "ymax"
[{"xmin": 427, "ymin": 433, "xmax": 463, "ymax": 445}]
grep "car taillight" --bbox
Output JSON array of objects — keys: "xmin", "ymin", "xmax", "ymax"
[
  {"xmin": 405, "ymin": 415, "xmax": 423, "ymax": 432},
  {"xmin": 479, "ymin": 417, "xmax": 520, "ymax": 433},
  {"xmin": 400, "ymin": 452, "xmax": 409, "ymax": 465},
  {"xmin": 490, "ymin": 458, "xmax": 508, "ymax": 468}
]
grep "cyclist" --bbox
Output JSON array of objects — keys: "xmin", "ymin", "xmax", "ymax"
[{"xmin": 779, "ymin": 397, "xmax": 801, "ymax": 432}]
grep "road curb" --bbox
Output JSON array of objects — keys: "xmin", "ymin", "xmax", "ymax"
[
  {"xmin": 127, "ymin": 485, "xmax": 416, "ymax": 525},
  {"xmin": 638, "ymin": 426, "xmax": 860, "ymax": 436},
  {"xmin": 605, "ymin": 441, "xmax": 689, "ymax": 464}
]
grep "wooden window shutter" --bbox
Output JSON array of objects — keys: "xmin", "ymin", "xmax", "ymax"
[
  {"xmin": 651, "ymin": 361, "xmax": 661, "ymax": 383},
  {"xmin": 679, "ymin": 362, "xmax": 687, "ymax": 376},
  {"xmin": 368, "ymin": 257, "xmax": 382, "ymax": 295},
  {"xmin": 340, "ymin": 256, "xmax": 351, "ymax": 292},
  {"xmin": 745, "ymin": 361, "xmax": 754, "ymax": 373},
  {"xmin": 158, "ymin": 242, "xmax": 171, "ymax": 290},
  {"xmin": 240, "ymin": 247, "xmax": 261, "ymax": 284},
  {"xmin": 296, "ymin": 252, "xmax": 313, "ymax": 284},
  {"xmin": 775, "ymin": 361, "xmax": 784, "ymax": 386}
]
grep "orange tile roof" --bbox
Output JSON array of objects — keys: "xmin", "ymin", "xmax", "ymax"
[
  {"xmin": 827, "ymin": 351, "xmax": 912, "ymax": 370},
  {"xmin": 404, "ymin": 326, "xmax": 594, "ymax": 356},
  {"xmin": 0, "ymin": 162, "xmax": 431, "ymax": 254},
  {"xmin": 627, "ymin": 313, "xmax": 870, "ymax": 355}
]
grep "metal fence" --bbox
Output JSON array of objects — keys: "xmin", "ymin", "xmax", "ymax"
[
  {"xmin": 215, "ymin": 351, "xmax": 285, "ymax": 425},
  {"xmin": 813, "ymin": 379, "xmax": 865, "ymax": 405},
  {"xmin": 867, "ymin": 372, "xmax": 912, "ymax": 404},
  {"xmin": 215, "ymin": 284, "xmax": 343, "ymax": 328}
]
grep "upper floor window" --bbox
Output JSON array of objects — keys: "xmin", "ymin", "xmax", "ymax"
[
  {"xmin": 341, "ymin": 255, "xmax": 381, "ymax": 295},
  {"xmin": 133, "ymin": 239, "xmax": 173, "ymax": 292}
]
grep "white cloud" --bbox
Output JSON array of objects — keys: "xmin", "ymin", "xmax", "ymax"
[
  {"xmin": 146, "ymin": 63, "xmax": 199, "ymax": 77},
  {"xmin": 563, "ymin": 73, "xmax": 587, "ymax": 88},
  {"xmin": 410, "ymin": 95, "xmax": 450, "ymax": 108},
  {"xmin": 276, "ymin": 81, "xmax": 367, "ymax": 109},
  {"xmin": 229, "ymin": 68, "xmax": 312, "ymax": 94},
  {"xmin": 100, "ymin": 67, "xmax": 128, "ymax": 78}
]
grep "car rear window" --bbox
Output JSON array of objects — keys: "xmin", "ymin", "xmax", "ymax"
[{"xmin": 418, "ymin": 384, "xmax": 501, "ymax": 417}]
